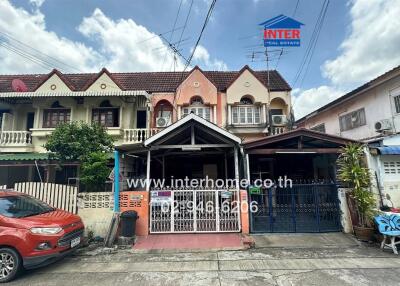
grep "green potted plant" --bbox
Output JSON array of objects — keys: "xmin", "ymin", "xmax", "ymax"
[{"xmin": 337, "ymin": 143, "xmax": 376, "ymax": 241}]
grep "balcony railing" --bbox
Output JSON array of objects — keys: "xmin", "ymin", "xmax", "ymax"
[
  {"xmin": 0, "ymin": 131, "xmax": 32, "ymax": 146},
  {"xmin": 270, "ymin": 126, "xmax": 286, "ymax": 135},
  {"xmin": 123, "ymin": 128, "xmax": 160, "ymax": 143}
]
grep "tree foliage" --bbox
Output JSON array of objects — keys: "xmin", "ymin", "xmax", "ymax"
[
  {"xmin": 337, "ymin": 143, "xmax": 376, "ymax": 227},
  {"xmin": 44, "ymin": 122, "xmax": 114, "ymax": 191},
  {"xmin": 44, "ymin": 121, "xmax": 114, "ymax": 162},
  {"xmin": 80, "ymin": 152, "xmax": 111, "ymax": 192}
]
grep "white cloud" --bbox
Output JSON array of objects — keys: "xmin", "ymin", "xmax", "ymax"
[
  {"xmin": 294, "ymin": 0, "xmax": 400, "ymax": 119},
  {"xmin": 0, "ymin": 1, "xmax": 224, "ymax": 74},
  {"xmin": 0, "ymin": 1, "xmax": 101, "ymax": 73},
  {"xmin": 78, "ymin": 8, "xmax": 183, "ymax": 72},
  {"xmin": 323, "ymin": 0, "xmax": 400, "ymax": 85},
  {"xmin": 192, "ymin": 45, "xmax": 228, "ymax": 71},
  {"xmin": 293, "ymin": 86, "xmax": 344, "ymax": 119}
]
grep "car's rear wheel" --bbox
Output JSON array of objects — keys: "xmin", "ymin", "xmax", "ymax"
[{"xmin": 0, "ymin": 248, "xmax": 21, "ymax": 283}]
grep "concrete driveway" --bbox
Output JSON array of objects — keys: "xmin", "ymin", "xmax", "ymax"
[{"xmin": 9, "ymin": 233, "xmax": 400, "ymax": 286}]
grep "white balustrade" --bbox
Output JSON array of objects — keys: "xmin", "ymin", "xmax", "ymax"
[
  {"xmin": 0, "ymin": 131, "xmax": 32, "ymax": 146},
  {"xmin": 123, "ymin": 128, "xmax": 160, "ymax": 143},
  {"xmin": 270, "ymin": 126, "xmax": 286, "ymax": 135}
]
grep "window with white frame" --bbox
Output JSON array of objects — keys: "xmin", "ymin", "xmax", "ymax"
[
  {"xmin": 231, "ymin": 96, "xmax": 261, "ymax": 125},
  {"xmin": 182, "ymin": 96, "xmax": 211, "ymax": 121}
]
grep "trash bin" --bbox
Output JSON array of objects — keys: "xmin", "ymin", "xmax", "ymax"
[{"xmin": 120, "ymin": 210, "xmax": 139, "ymax": 237}]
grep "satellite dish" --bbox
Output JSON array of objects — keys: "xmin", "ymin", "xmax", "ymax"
[{"xmin": 11, "ymin": 79, "xmax": 28, "ymax": 92}]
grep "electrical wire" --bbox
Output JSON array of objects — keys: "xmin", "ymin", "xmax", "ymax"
[
  {"xmin": 275, "ymin": 0, "xmax": 301, "ymax": 70},
  {"xmin": 0, "ymin": 30, "xmax": 79, "ymax": 72},
  {"xmin": 172, "ymin": 0, "xmax": 217, "ymax": 108},
  {"xmin": 298, "ymin": 0, "xmax": 329, "ymax": 88},
  {"xmin": 292, "ymin": 0, "xmax": 329, "ymax": 88},
  {"xmin": 176, "ymin": 0, "xmax": 194, "ymax": 50},
  {"xmin": 161, "ymin": 0, "xmax": 184, "ymax": 71}
]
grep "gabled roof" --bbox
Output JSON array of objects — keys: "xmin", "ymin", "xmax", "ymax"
[
  {"xmin": 296, "ymin": 65, "xmax": 400, "ymax": 123},
  {"xmin": 226, "ymin": 65, "xmax": 271, "ymax": 90},
  {"xmin": 144, "ymin": 113, "xmax": 241, "ymax": 146},
  {"xmin": 259, "ymin": 15, "xmax": 304, "ymax": 29},
  {"xmin": 0, "ymin": 67, "xmax": 291, "ymax": 94},
  {"xmin": 33, "ymin": 69, "xmax": 76, "ymax": 91},
  {"xmin": 81, "ymin": 67, "xmax": 124, "ymax": 90},
  {"xmin": 243, "ymin": 128, "xmax": 357, "ymax": 150},
  {"xmin": 180, "ymin": 65, "xmax": 219, "ymax": 89}
]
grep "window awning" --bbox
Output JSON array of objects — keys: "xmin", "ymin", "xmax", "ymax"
[
  {"xmin": 0, "ymin": 153, "xmax": 50, "ymax": 161},
  {"xmin": 376, "ymin": 146, "xmax": 400, "ymax": 155}
]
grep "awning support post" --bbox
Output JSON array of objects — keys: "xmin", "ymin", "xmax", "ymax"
[
  {"xmin": 113, "ymin": 150, "xmax": 120, "ymax": 213},
  {"xmin": 234, "ymin": 146, "xmax": 239, "ymax": 190},
  {"xmin": 146, "ymin": 149, "xmax": 151, "ymax": 192}
]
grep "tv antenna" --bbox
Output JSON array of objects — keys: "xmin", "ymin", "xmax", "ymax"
[{"xmin": 158, "ymin": 34, "xmax": 190, "ymax": 71}]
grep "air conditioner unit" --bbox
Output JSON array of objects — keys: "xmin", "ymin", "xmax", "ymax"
[
  {"xmin": 271, "ymin": 115, "xmax": 287, "ymax": 126},
  {"xmin": 156, "ymin": 116, "xmax": 171, "ymax": 128},
  {"xmin": 375, "ymin": 119, "xmax": 392, "ymax": 132}
]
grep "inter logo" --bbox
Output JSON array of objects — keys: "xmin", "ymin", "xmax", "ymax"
[{"xmin": 260, "ymin": 14, "xmax": 304, "ymax": 47}]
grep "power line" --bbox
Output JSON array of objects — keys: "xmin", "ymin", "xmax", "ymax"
[
  {"xmin": 183, "ymin": 0, "xmax": 216, "ymax": 71},
  {"xmin": 292, "ymin": 0, "xmax": 329, "ymax": 88},
  {"xmin": 173, "ymin": 0, "xmax": 217, "ymax": 108},
  {"xmin": 176, "ymin": 0, "xmax": 194, "ymax": 50},
  {"xmin": 275, "ymin": 0, "xmax": 301, "ymax": 71},
  {"xmin": 161, "ymin": 0, "xmax": 184, "ymax": 71},
  {"xmin": 293, "ymin": 0, "xmax": 300, "ymax": 16},
  {"xmin": 0, "ymin": 42, "xmax": 51, "ymax": 71},
  {"xmin": 298, "ymin": 0, "xmax": 329, "ymax": 88},
  {"xmin": 0, "ymin": 30, "xmax": 80, "ymax": 72}
]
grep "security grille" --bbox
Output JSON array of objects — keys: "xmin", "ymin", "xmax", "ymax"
[
  {"xmin": 150, "ymin": 189, "xmax": 241, "ymax": 233},
  {"xmin": 250, "ymin": 183, "xmax": 341, "ymax": 233}
]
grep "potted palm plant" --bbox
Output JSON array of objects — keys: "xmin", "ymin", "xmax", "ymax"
[{"xmin": 337, "ymin": 143, "xmax": 376, "ymax": 241}]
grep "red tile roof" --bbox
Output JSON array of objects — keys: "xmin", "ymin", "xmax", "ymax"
[{"xmin": 0, "ymin": 68, "xmax": 291, "ymax": 93}]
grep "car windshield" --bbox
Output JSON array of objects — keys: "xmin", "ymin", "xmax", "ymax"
[{"xmin": 0, "ymin": 195, "xmax": 55, "ymax": 218}]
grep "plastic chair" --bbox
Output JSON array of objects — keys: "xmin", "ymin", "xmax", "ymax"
[{"xmin": 375, "ymin": 214, "xmax": 400, "ymax": 254}]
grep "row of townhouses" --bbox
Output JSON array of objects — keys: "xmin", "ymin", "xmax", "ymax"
[
  {"xmin": 0, "ymin": 65, "xmax": 291, "ymax": 186},
  {"xmin": 3, "ymin": 64, "xmax": 392, "ymax": 235},
  {"xmin": 0, "ymin": 64, "xmax": 348, "ymax": 235}
]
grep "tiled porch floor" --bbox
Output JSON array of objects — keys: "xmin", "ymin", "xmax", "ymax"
[{"xmin": 133, "ymin": 233, "xmax": 243, "ymax": 250}]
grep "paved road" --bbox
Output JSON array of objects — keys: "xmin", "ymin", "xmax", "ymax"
[{"xmin": 9, "ymin": 241, "xmax": 400, "ymax": 286}]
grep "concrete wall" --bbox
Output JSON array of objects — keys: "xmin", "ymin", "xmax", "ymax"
[
  {"xmin": 78, "ymin": 208, "xmax": 114, "ymax": 237},
  {"xmin": 36, "ymin": 74, "xmax": 72, "ymax": 92},
  {"xmin": 227, "ymin": 69, "xmax": 269, "ymax": 104},
  {"xmin": 176, "ymin": 69, "xmax": 218, "ymax": 106},
  {"xmin": 299, "ymin": 75, "xmax": 400, "ymax": 140}
]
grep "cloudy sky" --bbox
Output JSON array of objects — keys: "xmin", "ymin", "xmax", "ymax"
[{"xmin": 1, "ymin": 0, "xmax": 400, "ymax": 119}]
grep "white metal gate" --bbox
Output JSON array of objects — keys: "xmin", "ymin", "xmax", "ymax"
[{"xmin": 150, "ymin": 189, "xmax": 241, "ymax": 233}]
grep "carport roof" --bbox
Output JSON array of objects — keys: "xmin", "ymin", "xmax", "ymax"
[
  {"xmin": 144, "ymin": 113, "xmax": 242, "ymax": 146},
  {"xmin": 243, "ymin": 128, "xmax": 357, "ymax": 153}
]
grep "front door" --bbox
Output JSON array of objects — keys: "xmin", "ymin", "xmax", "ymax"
[{"xmin": 136, "ymin": 110, "xmax": 147, "ymax": 129}]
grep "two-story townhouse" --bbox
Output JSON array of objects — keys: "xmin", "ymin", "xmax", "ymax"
[
  {"xmin": 149, "ymin": 65, "xmax": 291, "ymax": 140},
  {"xmin": 0, "ymin": 65, "xmax": 291, "ymax": 188},
  {"xmin": 296, "ymin": 65, "xmax": 400, "ymax": 207}
]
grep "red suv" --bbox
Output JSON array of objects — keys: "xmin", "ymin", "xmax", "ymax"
[{"xmin": 0, "ymin": 191, "xmax": 84, "ymax": 282}]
